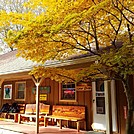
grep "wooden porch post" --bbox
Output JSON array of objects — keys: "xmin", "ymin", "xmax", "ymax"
[
  {"xmin": 32, "ymin": 76, "xmax": 44, "ymax": 134},
  {"xmin": 0, "ymin": 79, "xmax": 4, "ymax": 107},
  {"xmin": 104, "ymin": 80, "xmax": 112, "ymax": 134},
  {"xmin": 35, "ymin": 82, "xmax": 40, "ymax": 134},
  {"xmin": 0, "ymin": 79, "xmax": 4, "ymax": 87}
]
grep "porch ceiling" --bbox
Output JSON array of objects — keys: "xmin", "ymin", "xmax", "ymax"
[{"xmin": 0, "ymin": 71, "xmax": 31, "ymax": 81}]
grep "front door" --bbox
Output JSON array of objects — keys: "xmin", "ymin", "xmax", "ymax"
[
  {"xmin": 92, "ymin": 80, "xmax": 118, "ymax": 132},
  {"xmin": 92, "ymin": 80, "xmax": 106, "ymax": 131}
]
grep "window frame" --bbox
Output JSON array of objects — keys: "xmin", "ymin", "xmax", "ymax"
[
  {"xmin": 59, "ymin": 82, "xmax": 77, "ymax": 102},
  {"xmin": 15, "ymin": 81, "xmax": 26, "ymax": 101}
]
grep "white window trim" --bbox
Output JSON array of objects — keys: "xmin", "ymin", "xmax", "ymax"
[{"xmin": 15, "ymin": 81, "xmax": 26, "ymax": 101}]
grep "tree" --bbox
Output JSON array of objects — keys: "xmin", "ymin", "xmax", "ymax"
[
  {"xmin": 0, "ymin": 0, "xmax": 38, "ymax": 54},
  {"xmin": 0, "ymin": 0, "xmax": 134, "ymax": 133}
]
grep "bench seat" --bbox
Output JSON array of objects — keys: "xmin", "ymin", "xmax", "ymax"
[
  {"xmin": 19, "ymin": 114, "xmax": 45, "ymax": 118},
  {"xmin": 45, "ymin": 115, "xmax": 85, "ymax": 121}
]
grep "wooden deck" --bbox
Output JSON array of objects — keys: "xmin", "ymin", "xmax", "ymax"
[
  {"xmin": 0, "ymin": 120, "xmax": 86, "ymax": 134},
  {"xmin": 0, "ymin": 120, "xmax": 105, "ymax": 134}
]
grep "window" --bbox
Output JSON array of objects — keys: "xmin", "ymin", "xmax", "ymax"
[
  {"xmin": 96, "ymin": 80, "xmax": 105, "ymax": 114},
  {"xmin": 15, "ymin": 82, "xmax": 26, "ymax": 101},
  {"xmin": 59, "ymin": 83, "xmax": 77, "ymax": 102}
]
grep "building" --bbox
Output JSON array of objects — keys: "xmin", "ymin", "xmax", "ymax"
[{"xmin": 0, "ymin": 50, "xmax": 133, "ymax": 134}]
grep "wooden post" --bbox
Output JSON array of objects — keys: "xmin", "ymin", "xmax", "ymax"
[
  {"xmin": 104, "ymin": 80, "xmax": 112, "ymax": 134},
  {"xmin": 59, "ymin": 119, "xmax": 62, "ymax": 129},
  {"xmin": 31, "ymin": 76, "xmax": 44, "ymax": 134},
  {"xmin": 35, "ymin": 82, "xmax": 40, "ymax": 134},
  {"xmin": 0, "ymin": 79, "xmax": 4, "ymax": 87},
  {"xmin": 44, "ymin": 117, "xmax": 47, "ymax": 127},
  {"xmin": 0, "ymin": 79, "xmax": 4, "ymax": 107},
  {"xmin": 76, "ymin": 121, "xmax": 80, "ymax": 132}
]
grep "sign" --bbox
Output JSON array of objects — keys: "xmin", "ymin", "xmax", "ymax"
[
  {"xmin": 32, "ymin": 86, "xmax": 50, "ymax": 94},
  {"xmin": 76, "ymin": 85, "xmax": 92, "ymax": 91},
  {"xmin": 3, "ymin": 84, "xmax": 12, "ymax": 99},
  {"xmin": 35, "ymin": 94, "xmax": 47, "ymax": 101}
]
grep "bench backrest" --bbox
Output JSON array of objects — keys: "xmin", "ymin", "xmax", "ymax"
[
  {"xmin": 25, "ymin": 103, "xmax": 50, "ymax": 115},
  {"xmin": 18, "ymin": 104, "xmax": 26, "ymax": 114},
  {"xmin": 52, "ymin": 105, "xmax": 85, "ymax": 119}
]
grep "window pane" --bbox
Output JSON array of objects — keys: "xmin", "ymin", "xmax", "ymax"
[
  {"xmin": 96, "ymin": 81, "xmax": 105, "ymax": 114},
  {"xmin": 16, "ymin": 82, "xmax": 25, "ymax": 100},
  {"xmin": 61, "ymin": 83, "xmax": 76, "ymax": 100},
  {"xmin": 17, "ymin": 91, "xmax": 24, "ymax": 99},
  {"xmin": 18, "ymin": 83, "xmax": 25, "ymax": 91}
]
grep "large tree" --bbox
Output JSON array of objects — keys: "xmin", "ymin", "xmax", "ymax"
[{"xmin": 0, "ymin": 0, "xmax": 134, "ymax": 133}]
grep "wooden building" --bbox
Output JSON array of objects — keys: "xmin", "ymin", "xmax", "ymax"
[{"xmin": 0, "ymin": 50, "xmax": 134, "ymax": 134}]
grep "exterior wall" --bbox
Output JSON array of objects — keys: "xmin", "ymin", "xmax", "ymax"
[
  {"xmin": 0, "ymin": 75, "xmax": 133, "ymax": 133},
  {"xmin": 0, "ymin": 78, "xmax": 93, "ymax": 130},
  {"xmin": 116, "ymin": 80, "xmax": 127, "ymax": 134},
  {"xmin": 1, "ymin": 79, "xmax": 35, "ymax": 105}
]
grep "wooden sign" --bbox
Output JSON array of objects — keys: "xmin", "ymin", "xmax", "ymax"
[
  {"xmin": 32, "ymin": 86, "xmax": 50, "ymax": 94},
  {"xmin": 76, "ymin": 83, "xmax": 92, "ymax": 91}
]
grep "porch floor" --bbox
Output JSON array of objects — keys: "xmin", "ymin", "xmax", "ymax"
[{"xmin": 0, "ymin": 120, "xmax": 104, "ymax": 134}]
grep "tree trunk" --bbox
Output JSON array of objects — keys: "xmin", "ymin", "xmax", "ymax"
[{"xmin": 122, "ymin": 76, "xmax": 134, "ymax": 134}]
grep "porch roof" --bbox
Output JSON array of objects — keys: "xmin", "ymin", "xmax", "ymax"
[{"xmin": 0, "ymin": 50, "xmax": 37, "ymax": 75}]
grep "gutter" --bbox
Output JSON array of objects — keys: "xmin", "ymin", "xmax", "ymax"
[{"xmin": 44, "ymin": 55, "xmax": 97, "ymax": 67}]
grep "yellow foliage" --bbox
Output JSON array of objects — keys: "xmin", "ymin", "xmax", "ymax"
[
  {"xmin": 0, "ymin": 0, "xmax": 134, "ymax": 82},
  {"xmin": 30, "ymin": 66, "xmax": 79, "ymax": 82},
  {"xmin": 1, "ymin": 0, "xmax": 133, "ymax": 62}
]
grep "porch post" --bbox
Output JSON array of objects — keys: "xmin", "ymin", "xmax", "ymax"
[
  {"xmin": 31, "ymin": 76, "xmax": 44, "ymax": 134},
  {"xmin": 104, "ymin": 80, "xmax": 112, "ymax": 134},
  {"xmin": 35, "ymin": 82, "xmax": 40, "ymax": 134},
  {"xmin": 0, "ymin": 79, "xmax": 4, "ymax": 87},
  {"xmin": 0, "ymin": 79, "xmax": 4, "ymax": 107}
]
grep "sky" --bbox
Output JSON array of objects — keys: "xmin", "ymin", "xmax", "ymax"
[{"xmin": 0, "ymin": 0, "xmax": 28, "ymax": 55}]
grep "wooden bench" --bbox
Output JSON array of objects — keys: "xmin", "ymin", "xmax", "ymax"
[
  {"xmin": 18, "ymin": 103, "xmax": 50, "ymax": 125},
  {"xmin": 7, "ymin": 104, "xmax": 26, "ymax": 122},
  {"xmin": 44, "ymin": 105, "xmax": 86, "ymax": 132},
  {"xmin": 0, "ymin": 103, "xmax": 25, "ymax": 122}
]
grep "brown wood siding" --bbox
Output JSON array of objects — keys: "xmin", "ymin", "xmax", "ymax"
[
  {"xmin": 115, "ymin": 75, "xmax": 134, "ymax": 134},
  {"xmin": 116, "ymin": 80, "xmax": 127, "ymax": 134},
  {"xmin": 26, "ymin": 79, "xmax": 35, "ymax": 103},
  {"xmin": 0, "ymin": 88, "xmax": 2, "ymax": 107}
]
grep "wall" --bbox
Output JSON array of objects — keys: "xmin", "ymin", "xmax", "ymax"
[{"xmin": 115, "ymin": 75, "xmax": 134, "ymax": 134}]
